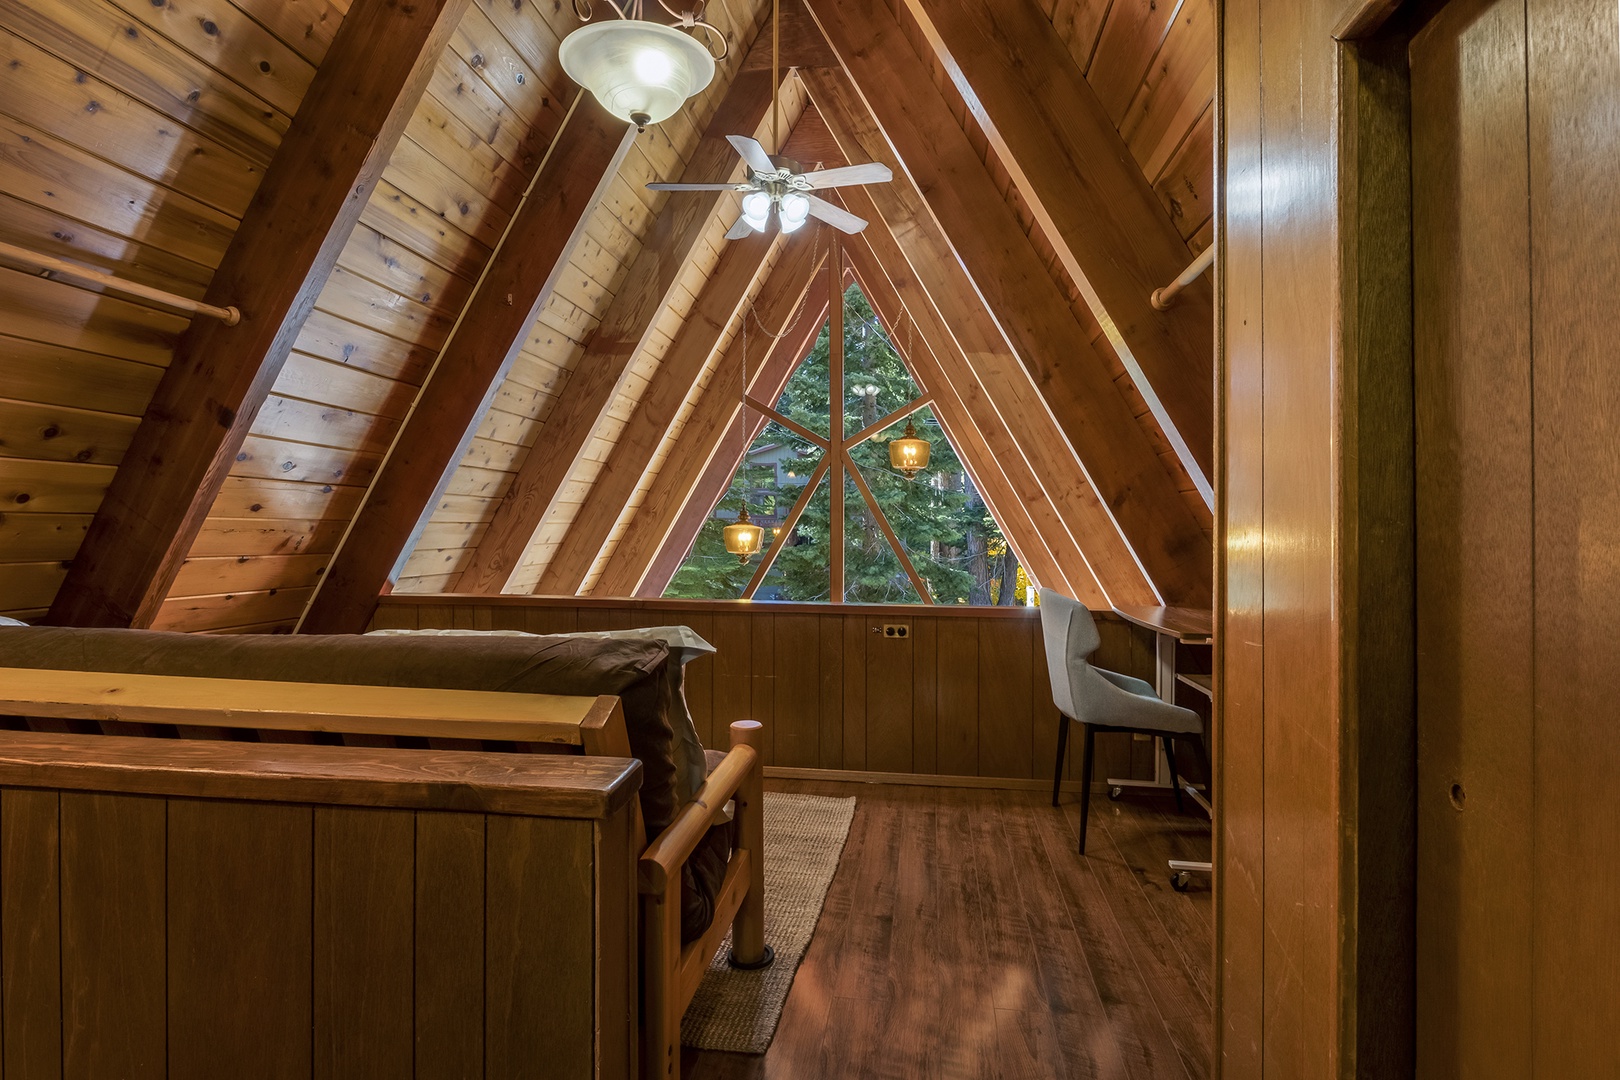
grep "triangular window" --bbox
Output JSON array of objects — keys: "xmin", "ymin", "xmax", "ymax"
[{"xmin": 666, "ymin": 269, "xmax": 1022, "ymax": 605}]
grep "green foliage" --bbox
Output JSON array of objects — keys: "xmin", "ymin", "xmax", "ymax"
[{"xmin": 665, "ymin": 282, "xmax": 1015, "ymax": 604}]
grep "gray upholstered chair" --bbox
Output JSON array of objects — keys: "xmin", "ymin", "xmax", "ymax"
[{"xmin": 1039, "ymin": 589, "xmax": 1207, "ymax": 854}]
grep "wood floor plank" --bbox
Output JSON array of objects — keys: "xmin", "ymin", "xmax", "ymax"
[{"xmin": 683, "ymin": 781, "xmax": 1211, "ymax": 1080}]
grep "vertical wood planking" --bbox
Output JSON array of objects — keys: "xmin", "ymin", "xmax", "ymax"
[
  {"xmin": 841, "ymin": 615, "xmax": 867, "ymax": 769},
  {"xmin": 1410, "ymin": 1, "xmax": 1534, "ymax": 1075},
  {"xmin": 59, "ymin": 792, "xmax": 165, "ymax": 1080},
  {"xmin": 595, "ymin": 804, "xmax": 637, "ymax": 1080},
  {"xmin": 313, "ymin": 807, "xmax": 414, "ymax": 1080},
  {"xmin": 912, "ymin": 615, "xmax": 938, "ymax": 774},
  {"xmin": 935, "ymin": 618, "xmax": 979, "ymax": 776},
  {"xmin": 1217, "ymin": 0, "xmax": 1267, "ymax": 1068},
  {"xmin": 1525, "ymin": 0, "xmax": 1620, "ymax": 1068},
  {"xmin": 485, "ymin": 814, "xmax": 595, "ymax": 1077},
  {"xmin": 711, "ymin": 612, "xmax": 753, "ymax": 730},
  {"xmin": 167, "ymin": 800, "xmax": 313, "ymax": 1080},
  {"xmin": 865, "ymin": 614, "xmax": 914, "ymax": 772},
  {"xmin": 2, "ymin": 788, "xmax": 61, "ymax": 1080},
  {"xmin": 415, "ymin": 812, "xmax": 485, "ymax": 1080},
  {"xmin": 678, "ymin": 610, "xmax": 717, "ymax": 748},
  {"xmin": 750, "ymin": 612, "xmax": 776, "ymax": 763},
  {"xmin": 773, "ymin": 613, "xmax": 821, "ymax": 767},
  {"xmin": 818, "ymin": 613, "xmax": 845, "ymax": 768},
  {"xmin": 977, "ymin": 616, "xmax": 1033, "ymax": 778}
]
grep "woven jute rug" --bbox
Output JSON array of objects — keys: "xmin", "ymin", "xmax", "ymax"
[{"xmin": 681, "ymin": 792, "xmax": 857, "ymax": 1053}]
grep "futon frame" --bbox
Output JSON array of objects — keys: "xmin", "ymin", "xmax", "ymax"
[{"xmin": 0, "ymin": 667, "xmax": 769, "ymax": 1080}]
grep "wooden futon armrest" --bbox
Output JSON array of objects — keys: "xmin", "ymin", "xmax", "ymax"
[{"xmin": 637, "ymin": 735, "xmax": 757, "ymax": 894}]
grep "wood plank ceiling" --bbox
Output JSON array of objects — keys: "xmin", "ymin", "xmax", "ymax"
[{"xmin": 0, "ymin": 0, "xmax": 1215, "ymax": 632}]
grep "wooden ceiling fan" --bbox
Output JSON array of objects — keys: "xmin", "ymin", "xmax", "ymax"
[{"xmin": 648, "ymin": 134, "xmax": 892, "ymax": 237}]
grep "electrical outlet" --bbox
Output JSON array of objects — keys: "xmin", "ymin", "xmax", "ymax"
[{"xmin": 882, "ymin": 623, "xmax": 910, "ymax": 639}]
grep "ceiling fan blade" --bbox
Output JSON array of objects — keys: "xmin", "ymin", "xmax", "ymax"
[
  {"xmin": 647, "ymin": 182, "xmax": 746, "ymax": 191},
  {"xmin": 725, "ymin": 212, "xmax": 758, "ymax": 241},
  {"xmin": 727, "ymin": 135, "xmax": 777, "ymax": 177},
  {"xmin": 799, "ymin": 162, "xmax": 894, "ymax": 189},
  {"xmin": 806, "ymin": 195, "xmax": 868, "ymax": 234}
]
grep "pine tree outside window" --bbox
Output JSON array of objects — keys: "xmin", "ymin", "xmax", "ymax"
[{"xmin": 666, "ymin": 252, "xmax": 1025, "ymax": 606}]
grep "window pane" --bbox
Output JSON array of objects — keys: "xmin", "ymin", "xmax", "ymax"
[{"xmin": 841, "ymin": 282, "xmax": 922, "ymax": 440}]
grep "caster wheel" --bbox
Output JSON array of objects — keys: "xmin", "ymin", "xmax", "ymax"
[
  {"xmin": 1170, "ymin": 871, "xmax": 1192, "ymax": 893},
  {"xmin": 1108, "ymin": 785, "xmax": 1124, "ymax": 801}
]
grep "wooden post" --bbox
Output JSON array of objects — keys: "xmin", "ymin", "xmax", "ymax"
[
  {"xmin": 641, "ymin": 880, "xmax": 682, "ymax": 1080},
  {"xmin": 827, "ymin": 236, "xmax": 845, "ymax": 601},
  {"xmin": 727, "ymin": 719, "xmax": 769, "ymax": 968}
]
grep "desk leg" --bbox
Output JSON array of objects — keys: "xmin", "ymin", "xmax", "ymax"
[{"xmin": 1105, "ymin": 629, "xmax": 1177, "ymax": 793}]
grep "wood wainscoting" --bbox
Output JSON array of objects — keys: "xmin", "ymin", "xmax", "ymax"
[{"xmin": 370, "ymin": 595, "xmax": 1169, "ymax": 787}]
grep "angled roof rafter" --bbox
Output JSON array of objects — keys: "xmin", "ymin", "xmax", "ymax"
[
  {"xmin": 631, "ymin": 267, "xmax": 837, "ymax": 598},
  {"xmin": 297, "ymin": 93, "xmax": 637, "ymax": 634},
  {"xmin": 45, "ymin": 0, "xmax": 472, "ymax": 629},
  {"xmin": 803, "ymin": 73, "xmax": 1158, "ymax": 605},
  {"xmin": 452, "ymin": 62, "xmax": 785, "ymax": 594},
  {"xmin": 901, "ymin": 0, "xmax": 1216, "ymax": 499}
]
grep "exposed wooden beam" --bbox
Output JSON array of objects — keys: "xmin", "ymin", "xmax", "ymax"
[
  {"xmin": 618, "ymin": 268, "xmax": 832, "ymax": 598},
  {"xmin": 842, "ymin": 448, "xmax": 934, "ymax": 603},
  {"xmin": 800, "ymin": 62, "xmax": 1201, "ymax": 603},
  {"xmin": 296, "ymin": 96, "xmax": 635, "ymax": 634},
  {"xmin": 739, "ymin": 0, "xmax": 839, "ymax": 71},
  {"xmin": 807, "ymin": 88, "xmax": 1152, "ymax": 605},
  {"xmin": 45, "ymin": 0, "xmax": 470, "ymax": 628},
  {"xmin": 842, "ymin": 232, "xmax": 1098, "ymax": 602},
  {"xmin": 530, "ymin": 230, "xmax": 779, "ymax": 596},
  {"xmin": 454, "ymin": 68, "xmax": 779, "ymax": 595},
  {"xmin": 903, "ymin": 0, "xmax": 1215, "ymax": 496},
  {"xmin": 827, "ymin": 232, "xmax": 845, "ymax": 601}
]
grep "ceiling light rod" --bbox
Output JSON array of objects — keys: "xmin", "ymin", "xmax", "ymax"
[{"xmin": 562, "ymin": 0, "xmax": 724, "ymax": 130}]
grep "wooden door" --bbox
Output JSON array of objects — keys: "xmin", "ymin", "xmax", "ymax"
[{"xmin": 1412, "ymin": 0, "xmax": 1620, "ymax": 1074}]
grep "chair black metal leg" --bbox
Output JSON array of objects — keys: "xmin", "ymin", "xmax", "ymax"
[
  {"xmin": 1163, "ymin": 736, "xmax": 1184, "ymax": 812},
  {"xmin": 1077, "ymin": 724, "xmax": 1096, "ymax": 854},
  {"xmin": 1194, "ymin": 734, "xmax": 1212, "ymax": 802},
  {"xmin": 1052, "ymin": 715, "xmax": 1070, "ymax": 807}
]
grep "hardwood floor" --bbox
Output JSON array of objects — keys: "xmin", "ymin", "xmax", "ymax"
[{"xmin": 684, "ymin": 779, "xmax": 1213, "ymax": 1079}]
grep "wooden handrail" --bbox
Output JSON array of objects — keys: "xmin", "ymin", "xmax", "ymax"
[
  {"xmin": 1150, "ymin": 244, "xmax": 1215, "ymax": 311},
  {"xmin": 0, "ymin": 667, "xmax": 606, "ymax": 744},
  {"xmin": 638, "ymin": 738, "xmax": 759, "ymax": 893},
  {"xmin": 0, "ymin": 240, "xmax": 241, "ymax": 324}
]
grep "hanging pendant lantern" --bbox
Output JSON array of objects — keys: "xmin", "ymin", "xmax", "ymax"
[
  {"xmin": 724, "ymin": 505, "xmax": 764, "ymax": 561},
  {"xmin": 559, "ymin": 20, "xmax": 715, "ymax": 129},
  {"xmin": 890, "ymin": 419, "xmax": 931, "ymax": 475}
]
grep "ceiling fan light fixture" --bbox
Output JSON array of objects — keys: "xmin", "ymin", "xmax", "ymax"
[
  {"xmin": 559, "ymin": 21, "xmax": 715, "ymax": 129},
  {"xmin": 779, "ymin": 191, "xmax": 810, "ymax": 232},
  {"xmin": 741, "ymin": 189, "xmax": 772, "ymax": 232}
]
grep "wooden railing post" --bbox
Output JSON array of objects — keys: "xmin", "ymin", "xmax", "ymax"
[
  {"xmin": 727, "ymin": 719, "xmax": 773, "ymax": 970},
  {"xmin": 642, "ymin": 883, "xmax": 682, "ymax": 1080}
]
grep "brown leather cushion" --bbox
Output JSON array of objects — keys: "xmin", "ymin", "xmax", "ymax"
[{"xmin": 682, "ymin": 749, "xmax": 738, "ymax": 944}]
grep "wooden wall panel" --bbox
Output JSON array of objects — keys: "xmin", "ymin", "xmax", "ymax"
[
  {"xmin": 374, "ymin": 595, "xmax": 1158, "ymax": 785},
  {"xmin": 1, "ymin": 788, "xmax": 62, "ymax": 1079}
]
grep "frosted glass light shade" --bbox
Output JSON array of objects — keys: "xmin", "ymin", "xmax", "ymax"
[
  {"xmin": 559, "ymin": 21, "xmax": 715, "ymax": 128},
  {"xmin": 779, "ymin": 191, "xmax": 809, "ymax": 233}
]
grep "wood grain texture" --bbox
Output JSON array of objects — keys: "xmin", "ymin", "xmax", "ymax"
[
  {"xmin": 1, "ymin": 787, "xmax": 62, "ymax": 1080},
  {"xmin": 59, "ymin": 792, "xmax": 166, "ymax": 1080},
  {"xmin": 905, "ymin": 0, "xmax": 1215, "ymax": 487},
  {"xmin": 313, "ymin": 806, "xmax": 415, "ymax": 1080},
  {"xmin": 414, "ymin": 812, "xmax": 485, "ymax": 1080},
  {"xmin": 535, "ymin": 230, "xmax": 777, "ymax": 595},
  {"xmin": 0, "ymin": 732, "xmax": 641, "ymax": 819},
  {"xmin": 167, "ymin": 798, "xmax": 313, "ymax": 1080},
  {"xmin": 798, "ymin": 16, "xmax": 1212, "ymax": 606},
  {"xmin": 46, "ymin": 0, "xmax": 471, "ymax": 629},
  {"xmin": 300, "ymin": 96, "xmax": 636, "ymax": 634},
  {"xmin": 456, "ymin": 68, "xmax": 777, "ymax": 595},
  {"xmin": 1412, "ymin": 6, "xmax": 1534, "ymax": 1071}
]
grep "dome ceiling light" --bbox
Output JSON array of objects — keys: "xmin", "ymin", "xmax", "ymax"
[
  {"xmin": 560, "ymin": 0, "xmax": 724, "ymax": 131},
  {"xmin": 644, "ymin": 0, "xmax": 893, "ymax": 237}
]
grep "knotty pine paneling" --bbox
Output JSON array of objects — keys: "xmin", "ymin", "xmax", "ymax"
[
  {"xmin": 372, "ymin": 594, "xmax": 1160, "ymax": 785},
  {"xmin": 0, "ymin": 0, "xmax": 332, "ymax": 622}
]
